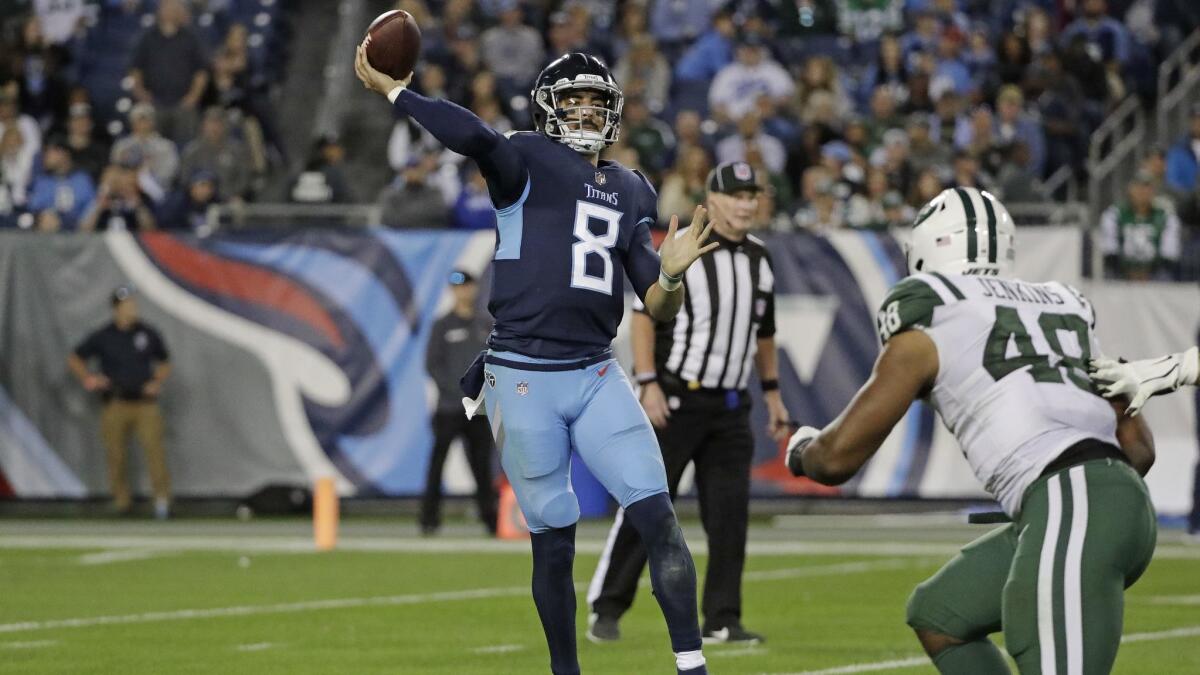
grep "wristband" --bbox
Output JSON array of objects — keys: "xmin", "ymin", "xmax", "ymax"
[
  {"xmin": 658, "ymin": 268, "xmax": 682, "ymax": 292},
  {"xmin": 635, "ymin": 372, "xmax": 658, "ymax": 385},
  {"xmin": 761, "ymin": 379, "xmax": 779, "ymax": 392},
  {"xmin": 387, "ymin": 85, "xmax": 407, "ymax": 104}
]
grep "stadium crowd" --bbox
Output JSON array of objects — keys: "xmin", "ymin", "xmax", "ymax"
[
  {"xmin": 0, "ymin": 0, "xmax": 289, "ymax": 233},
  {"xmin": 1, "ymin": 0, "xmax": 1199, "ymax": 279}
]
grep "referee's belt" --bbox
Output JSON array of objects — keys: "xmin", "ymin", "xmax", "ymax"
[{"xmin": 659, "ymin": 373, "xmax": 748, "ymax": 405}]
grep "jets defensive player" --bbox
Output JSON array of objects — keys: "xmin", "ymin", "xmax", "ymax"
[
  {"xmin": 356, "ymin": 49, "xmax": 714, "ymax": 675},
  {"xmin": 786, "ymin": 187, "xmax": 1157, "ymax": 674}
]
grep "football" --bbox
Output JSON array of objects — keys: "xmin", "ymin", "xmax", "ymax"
[{"xmin": 363, "ymin": 9, "xmax": 421, "ymax": 80}]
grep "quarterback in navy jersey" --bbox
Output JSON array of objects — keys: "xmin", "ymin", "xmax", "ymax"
[{"xmin": 357, "ymin": 47, "xmax": 713, "ymax": 675}]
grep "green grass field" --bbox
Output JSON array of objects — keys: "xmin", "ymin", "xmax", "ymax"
[{"xmin": 1, "ymin": 515, "xmax": 1198, "ymax": 674}]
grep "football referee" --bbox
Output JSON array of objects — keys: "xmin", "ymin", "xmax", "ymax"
[{"xmin": 588, "ymin": 161, "xmax": 790, "ymax": 645}]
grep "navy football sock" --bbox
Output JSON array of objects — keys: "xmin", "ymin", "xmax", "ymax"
[
  {"xmin": 530, "ymin": 525, "xmax": 579, "ymax": 675},
  {"xmin": 623, "ymin": 493, "xmax": 703, "ymax": 653}
]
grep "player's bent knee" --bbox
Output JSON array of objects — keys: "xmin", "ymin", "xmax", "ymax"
[{"xmin": 538, "ymin": 491, "xmax": 580, "ymax": 529}]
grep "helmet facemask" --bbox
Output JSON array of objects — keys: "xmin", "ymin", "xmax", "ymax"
[{"xmin": 533, "ymin": 77, "xmax": 623, "ymax": 155}]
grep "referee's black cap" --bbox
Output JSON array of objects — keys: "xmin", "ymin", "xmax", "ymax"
[{"xmin": 707, "ymin": 162, "xmax": 763, "ymax": 195}]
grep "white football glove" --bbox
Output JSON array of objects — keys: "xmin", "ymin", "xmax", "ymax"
[
  {"xmin": 785, "ymin": 425, "xmax": 820, "ymax": 477},
  {"xmin": 1089, "ymin": 346, "xmax": 1200, "ymax": 416}
]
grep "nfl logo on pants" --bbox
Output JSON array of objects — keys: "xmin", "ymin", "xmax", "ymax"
[{"xmin": 516, "ymin": 381, "xmax": 529, "ymax": 396}]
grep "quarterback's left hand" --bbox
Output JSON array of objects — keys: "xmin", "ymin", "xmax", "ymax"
[
  {"xmin": 658, "ymin": 205, "xmax": 718, "ymax": 279},
  {"xmin": 785, "ymin": 425, "xmax": 819, "ymax": 478}
]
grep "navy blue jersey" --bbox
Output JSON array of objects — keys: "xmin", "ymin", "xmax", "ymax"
[
  {"xmin": 488, "ymin": 132, "xmax": 660, "ymax": 358},
  {"xmin": 392, "ymin": 91, "xmax": 662, "ymax": 359}
]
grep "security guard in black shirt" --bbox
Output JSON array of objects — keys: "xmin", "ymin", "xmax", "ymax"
[
  {"xmin": 420, "ymin": 270, "xmax": 497, "ymax": 535},
  {"xmin": 67, "ymin": 286, "xmax": 172, "ymax": 518}
]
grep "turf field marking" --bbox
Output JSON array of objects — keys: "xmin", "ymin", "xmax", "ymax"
[
  {"xmin": 3, "ymin": 535, "xmax": 1198, "ymax": 559},
  {"xmin": 1146, "ymin": 595, "xmax": 1200, "ymax": 605},
  {"xmin": 471, "ymin": 644, "xmax": 525, "ymax": 654},
  {"xmin": 234, "ymin": 642, "xmax": 276, "ymax": 652},
  {"xmin": 0, "ymin": 640, "xmax": 57, "ymax": 650},
  {"xmin": 0, "ymin": 560, "xmax": 909, "ymax": 634},
  {"xmin": 78, "ymin": 549, "xmax": 170, "ymax": 566},
  {"xmin": 708, "ymin": 645, "xmax": 768, "ymax": 659},
  {"xmin": 762, "ymin": 624, "xmax": 1200, "ymax": 674}
]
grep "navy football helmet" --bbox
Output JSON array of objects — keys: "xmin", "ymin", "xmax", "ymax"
[{"xmin": 531, "ymin": 53, "xmax": 623, "ymax": 154}]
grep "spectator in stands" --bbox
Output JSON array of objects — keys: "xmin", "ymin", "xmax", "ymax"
[
  {"xmin": 768, "ymin": 0, "xmax": 837, "ymax": 41},
  {"xmin": 613, "ymin": 34, "xmax": 671, "ymax": 114},
  {"xmin": 673, "ymin": 8, "xmax": 734, "ymax": 85},
  {"xmin": 158, "ymin": 169, "xmax": 219, "ymax": 233},
  {"xmin": 34, "ymin": 0, "xmax": 89, "ymax": 46},
  {"xmin": 111, "ymin": 104, "xmax": 179, "ymax": 192},
  {"xmin": 26, "ymin": 135, "xmax": 94, "ymax": 231},
  {"xmin": 0, "ymin": 84, "xmax": 42, "ymax": 160},
  {"xmin": 995, "ymin": 142, "xmax": 1044, "ymax": 203},
  {"xmin": 928, "ymin": 80, "xmax": 964, "ymax": 147},
  {"xmin": 861, "ymin": 32, "xmax": 909, "ymax": 105},
  {"xmin": 1021, "ymin": 6, "xmax": 1057, "ymax": 58},
  {"xmin": 1165, "ymin": 104, "xmax": 1200, "ymax": 197},
  {"xmin": 479, "ymin": 0, "xmax": 543, "ymax": 95},
  {"xmin": 993, "ymin": 30, "xmax": 1031, "ymax": 92},
  {"xmin": 708, "ymin": 38, "xmax": 794, "ymax": 124},
  {"xmin": 79, "ymin": 162, "xmax": 156, "ymax": 231},
  {"xmin": 951, "ymin": 150, "xmax": 995, "ymax": 193},
  {"xmin": 1061, "ymin": 33, "xmax": 1117, "ymax": 105},
  {"xmin": 1100, "ymin": 170, "xmax": 1181, "ymax": 280},
  {"xmin": 792, "ymin": 56, "xmax": 851, "ymax": 129},
  {"xmin": 64, "ymin": 102, "xmax": 108, "ymax": 182},
  {"xmin": 848, "ymin": 167, "xmax": 896, "ymax": 230},
  {"xmin": 963, "ymin": 22, "xmax": 997, "ymax": 80},
  {"xmin": 128, "ymin": 0, "xmax": 210, "ymax": 144},
  {"xmin": 289, "ymin": 134, "xmax": 351, "ymax": 204},
  {"xmin": 379, "ymin": 152, "xmax": 447, "ymax": 229},
  {"xmin": 933, "ymin": 27, "xmax": 973, "ymax": 98},
  {"xmin": 956, "ymin": 105, "xmax": 1003, "ymax": 172},
  {"xmin": 1061, "ymin": 0, "xmax": 1132, "ymax": 66},
  {"xmin": 670, "ymin": 109, "xmax": 715, "ymax": 164},
  {"xmin": 1031, "ymin": 50, "xmax": 1091, "ymax": 174},
  {"xmin": 744, "ymin": 143, "xmax": 789, "ymax": 220},
  {"xmin": 13, "ymin": 16, "xmax": 71, "ymax": 131},
  {"xmin": 838, "ymin": 0, "xmax": 903, "ymax": 42},
  {"xmin": 658, "ymin": 144, "xmax": 711, "ymax": 228},
  {"xmin": 649, "ymin": 0, "xmax": 716, "ymax": 49},
  {"xmin": 607, "ymin": 2, "xmax": 648, "ymax": 62},
  {"xmin": 873, "ymin": 128, "xmax": 914, "ymax": 198},
  {"xmin": 902, "ymin": 9, "xmax": 942, "ymax": 61},
  {"xmin": 180, "ymin": 107, "xmax": 251, "ymax": 201},
  {"xmin": 716, "ymin": 110, "xmax": 786, "ymax": 177},
  {"xmin": 906, "ymin": 112, "xmax": 951, "ymax": 176},
  {"xmin": 911, "ymin": 167, "xmax": 945, "ymax": 206},
  {"xmin": 451, "ymin": 164, "xmax": 495, "ymax": 230},
  {"xmin": 866, "ymin": 86, "xmax": 904, "ymax": 148},
  {"xmin": 0, "ymin": 119, "xmax": 35, "ymax": 212},
  {"xmin": 793, "ymin": 175, "xmax": 846, "ymax": 234},
  {"xmin": 994, "ymin": 85, "xmax": 1046, "ymax": 177},
  {"xmin": 621, "ymin": 96, "xmax": 674, "ymax": 181}
]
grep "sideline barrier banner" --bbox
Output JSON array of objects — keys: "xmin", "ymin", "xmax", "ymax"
[{"xmin": 0, "ymin": 229, "xmax": 1192, "ymax": 513}]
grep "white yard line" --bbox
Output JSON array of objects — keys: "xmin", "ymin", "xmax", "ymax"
[
  {"xmin": 0, "ymin": 640, "xmax": 57, "ymax": 650},
  {"xmin": 78, "ymin": 549, "xmax": 171, "ymax": 566},
  {"xmin": 763, "ymin": 624, "xmax": 1200, "ymax": 675},
  {"xmin": 233, "ymin": 642, "xmax": 276, "ymax": 652},
  {"xmin": 1146, "ymin": 595, "xmax": 1200, "ymax": 605},
  {"xmin": 0, "ymin": 560, "xmax": 910, "ymax": 635},
  {"xmin": 471, "ymin": 644, "xmax": 525, "ymax": 654},
  {"xmin": 709, "ymin": 646, "xmax": 768, "ymax": 659}
]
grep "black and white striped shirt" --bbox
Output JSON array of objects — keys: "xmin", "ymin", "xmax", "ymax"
[{"xmin": 635, "ymin": 230, "xmax": 775, "ymax": 391}]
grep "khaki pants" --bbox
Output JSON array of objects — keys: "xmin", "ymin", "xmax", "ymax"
[{"xmin": 100, "ymin": 400, "xmax": 170, "ymax": 510}]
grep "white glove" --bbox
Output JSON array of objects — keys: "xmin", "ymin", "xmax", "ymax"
[
  {"xmin": 1089, "ymin": 346, "xmax": 1200, "ymax": 416},
  {"xmin": 785, "ymin": 425, "xmax": 820, "ymax": 477}
]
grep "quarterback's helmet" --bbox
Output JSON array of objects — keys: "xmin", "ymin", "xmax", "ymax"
[
  {"xmin": 531, "ymin": 53, "xmax": 623, "ymax": 154},
  {"xmin": 908, "ymin": 187, "xmax": 1015, "ymax": 276}
]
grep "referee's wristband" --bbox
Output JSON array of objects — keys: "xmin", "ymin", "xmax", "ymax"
[
  {"xmin": 658, "ymin": 268, "xmax": 682, "ymax": 292},
  {"xmin": 761, "ymin": 379, "xmax": 779, "ymax": 392}
]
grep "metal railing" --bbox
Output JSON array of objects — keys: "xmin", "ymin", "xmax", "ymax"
[
  {"xmin": 205, "ymin": 203, "xmax": 384, "ymax": 230},
  {"xmin": 312, "ymin": 0, "xmax": 368, "ymax": 140},
  {"xmin": 1086, "ymin": 95, "xmax": 1146, "ymax": 223},
  {"xmin": 1157, "ymin": 29, "xmax": 1200, "ymax": 147}
]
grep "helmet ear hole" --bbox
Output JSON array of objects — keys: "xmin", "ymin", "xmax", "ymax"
[{"xmin": 915, "ymin": 259, "xmax": 924, "ymax": 271}]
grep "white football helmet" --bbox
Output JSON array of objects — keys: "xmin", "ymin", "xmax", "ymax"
[{"xmin": 907, "ymin": 187, "xmax": 1015, "ymax": 276}]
